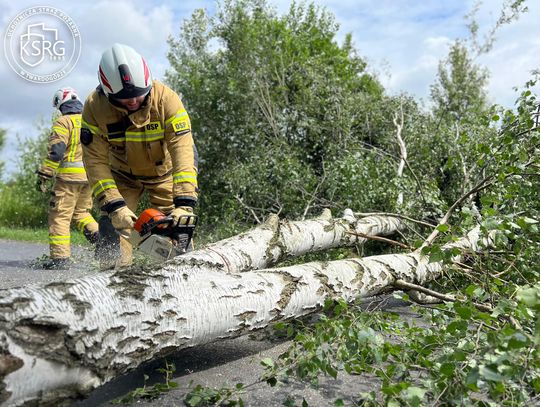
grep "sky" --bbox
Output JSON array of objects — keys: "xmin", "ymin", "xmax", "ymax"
[{"xmin": 1, "ymin": 0, "xmax": 539, "ymax": 177}]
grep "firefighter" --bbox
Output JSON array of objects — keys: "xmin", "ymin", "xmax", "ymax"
[
  {"xmin": 36, "ymin": 88, "xmax": 99, "ymax": 269},
  {"xmin": 81, "ymin": 43, "xmax": 198, "ymax": 269}
]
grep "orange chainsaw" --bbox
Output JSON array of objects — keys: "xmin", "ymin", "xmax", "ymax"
[{"xmin": 130, "ymin": 208, "xmax": 198, "ymax": 261}]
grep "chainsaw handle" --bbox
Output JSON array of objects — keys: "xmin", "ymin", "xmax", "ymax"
[{"xmin": 173, "ymin": 214, "xmax": 198, "ymax": 228}]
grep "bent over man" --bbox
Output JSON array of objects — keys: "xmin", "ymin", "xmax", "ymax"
[
  {"xmin": 81, "ymin": 43, "xmax": 198, "ymax": 269},
  {"xmin": 36, "ymin": 88, "xmax": 99, "ymax": 269}
]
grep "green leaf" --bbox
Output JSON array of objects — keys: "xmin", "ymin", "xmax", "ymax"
[
  {"xmin": 479, "ymin": 365, "xmax": 504, "ymax": 382},
  {"xmin": 266, "ymin": 377, "xmax": 277, "ymax": 387},
  {"xmin": 261, "ymin": 358, "xmax": 274, "ymax": 368},
  {"xmin": 466, "ymin": 368, "xmax": 480, "ymax": 391},
  {"xmin": 334, "ymin": 399, "xmax": 345, "ymax": 407},
  {"xmin": 428, "ymin": 246, "xmax": 445, "ymax": 263},
  {"xmin": 447, "ymin": 320, "xmax": 468, "ymax": 334},
  {"xmin": 533, "ymin": 377, "xmax": 540, "ymax": 393},
  {"xmin": 326, "ymin": 365, "xmax": 338, "ymax": 379},
  {"xmin": 516, "ymin": 286, "xmax": 539, "ymax": 307},
  {"xmin": 507, "ymin": 332, "xmax": 529, "ymax": 349},
  {"xmin": 440, "ymin": 362, "xmax": 455, "ymax": 377},
  {"xmin": 187, "ymin": 395, "xmax": 202, "ymax": 406},
  {"xmin": 455, "ymin": 305, "xmax": 473, "ymax": 320},
  {"xmin": 436, "ymin": 224, "xmax": 449, "ymax": 232},
  {"xmin": 406, "ymin": 386, "xmax": 427, "ymax": 399}
]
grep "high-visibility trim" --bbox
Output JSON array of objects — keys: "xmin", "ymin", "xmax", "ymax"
[
  {"xmin": 60, "ymin": 161, "xmax": 85, "ymax": 168},
  {"xmin": 82, "ymin": 120, "xmax": 100, "ymax": 134},
  {"xmin": 67, "ymin": 125, "xmax": 77, "ymax": 162},
  {"xmin": 49, "ymin": 235, "xmax": 70, "ymax": 245},
  {"xmin": 124, "ymin": 131, "xmax": 164, "ymax": 142},
  {"xmin": 92, "ymin": 178, "xmax": 118, "ymax": 196},
  {"xmin": 76, "ymin": 215, "xmax": 96, "ymax": 232},
  {"xmin": 106, "ymin": 134, "xmax": 126, "ymax": 142},
  {"xmin": 65, "ymin": 116, "xmax": 81, "ymax": 162},
  {"xmin": 44, "ymin": 159, "xmax": 60, "ymax": 169},
  {"xmin": 57, "ymin": 167, "xmax": 86, "ymax": 174},
  {"xmin": 52, "ymin": 126, "xmax": 69, "ymax": 136},
  {"xmin": 70, "ymin": 116, "xmax": 82, "ymax": 128},
  {"xmin": 173, "ymin": 171, "xmax": 198, "ymax": 186},
  {"xmin": 165, "ymin": 109, "xmax": 188, "ymax": 125},
  {"xmin": 58, "ymin": 161, "xmax": 85, "ymax": 174}
]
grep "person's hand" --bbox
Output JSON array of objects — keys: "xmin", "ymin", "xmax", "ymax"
[
  {"xmin": 36, "ymin": 172, "xmax": 52, "ymax": 193},
  {"xmin": 109, "ymin": 206, "xmax": 137, "ymax": 239},
  {"xmin": 171, "ymin": 206, "xmax": 197, "ymax": 226}
]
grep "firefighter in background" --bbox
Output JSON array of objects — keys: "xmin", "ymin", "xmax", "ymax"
[
  {"xmin": 81, "ymin": 43, "xmax": 198, "ymax": 269},
  {"xmin": 36, "ymin": 88, "xmax": 99, "ymax": 269}
]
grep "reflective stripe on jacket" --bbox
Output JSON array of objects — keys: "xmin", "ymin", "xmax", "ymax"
[
  {"xmin": 39, "ymin": 114, "xmax": 88, "ymax": 182},
  {"xmin": 81, "ymin": 80, "xmax": 198, "ymax": 209}
]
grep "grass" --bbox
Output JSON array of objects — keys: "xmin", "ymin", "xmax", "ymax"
[{"xmin": 0, "ymin": 226, "xmax": 89, "ymax": 245}]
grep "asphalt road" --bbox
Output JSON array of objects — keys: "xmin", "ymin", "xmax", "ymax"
[{"xmin": 0, "ymin": 239, "xmax": 415, "ymax": 407}]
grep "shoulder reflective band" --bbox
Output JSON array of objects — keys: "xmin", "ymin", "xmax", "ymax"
[
  {"xmin": 58, "ymin": 161, "xmax": 86, "ymax": 174},
  {"xmin": 173, "ymin": 171, "xmax": 198, "ymax": 186},
  {"xmin": 92, "ymin": 178, "xmax": 118, "ymax": 196}
]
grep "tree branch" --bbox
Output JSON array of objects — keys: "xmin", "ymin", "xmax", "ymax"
[{"xmin": 346, "ymin": 231, "xmax": 412, "ymax": 250}]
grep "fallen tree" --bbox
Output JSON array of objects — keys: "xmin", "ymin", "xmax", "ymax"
[{"xmin": 0, "ymin": 211, "xmax": 403, "ymax": 406}]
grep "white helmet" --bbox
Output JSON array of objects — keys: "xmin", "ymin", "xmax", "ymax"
[
  {"xmin": 52, "ymin": 87, "xmax": 79, "ymax": 108},
  {"xmin": 98, "ymin": 43, "xmax": 152, "ymax": 99}
]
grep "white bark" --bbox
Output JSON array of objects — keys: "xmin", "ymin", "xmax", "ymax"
[
  {"xmin": 0, "ymin": 211, "xmax": 401, "ymax": 406},
  {"xmin": 0, "ymin": 226, "xmax": 479, "ymax": 407},
  {"xmin": 393, "ymin": 104, "xmax": 407, "ymax": 206}
]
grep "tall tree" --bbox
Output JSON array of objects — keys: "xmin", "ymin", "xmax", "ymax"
[
  {"xmin": 165, "ymin": 0, "xmax": 385, "ymax": 227},
  {"xmin": 430, "ymin": 40, "xmax": 489, "ymax": 125}
]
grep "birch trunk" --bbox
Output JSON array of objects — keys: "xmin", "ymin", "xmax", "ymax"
[{"xmin": 0, "ymin": 212, "xmax": 403, "ymax": 406}]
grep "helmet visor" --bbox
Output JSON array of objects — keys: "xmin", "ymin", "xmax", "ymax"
[{"xmin": 109, "ymin": 84, "xmax": 151, "ymax": 100}]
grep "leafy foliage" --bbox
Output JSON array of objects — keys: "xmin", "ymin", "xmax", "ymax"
[
  {"xmin": 112, "ymin": 361, "xmax": 178, "ymax": 404},
  {"xmin": 166, "ymin": 0, "xmax": 407, "ymax": 235},
  {"xmin": 170, "ymin": 1, "xmax": 538, "ymax": 405},
  {"xmin": 0, "ymin": 122, "xmax": 51, "ymax": 227}
]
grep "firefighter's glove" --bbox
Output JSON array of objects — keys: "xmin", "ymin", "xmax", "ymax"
[
  {"xmin": 171, "ymin": 206, "xmax": 197, "ymax": 226},
  {"xmin": 35, "ymin": 171, "xmax": 53, "ymax": 193},
  {"xmin": 110, "ymin": 206, "xmax": 137, "ymax": 240}
]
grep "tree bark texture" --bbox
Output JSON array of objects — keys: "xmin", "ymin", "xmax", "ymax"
[{"xmin": 0, "ymin": 211, "xmax": 412, "ymax": 406}]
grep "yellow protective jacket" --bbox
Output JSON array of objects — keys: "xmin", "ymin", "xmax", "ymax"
[
  {"xmin": 38, "ymin": 114, "xmax": 88, "ymax": 182},
  {"xmin": 81, "ymin": 80, "xmax": 198, "ymax": 211}
]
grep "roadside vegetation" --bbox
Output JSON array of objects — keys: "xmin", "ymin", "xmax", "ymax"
[{"xmin": 1, "ymin": 0, "xmax": 538, "ymax": 405}]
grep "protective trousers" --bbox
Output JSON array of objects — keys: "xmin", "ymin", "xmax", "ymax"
[
  {"xmin": 98, "ymin": 170, "xmax": 174, "ymax": 269},
  {"xmin": 48, "ymin": 179, "xmax": 98, "ymax": 258}
]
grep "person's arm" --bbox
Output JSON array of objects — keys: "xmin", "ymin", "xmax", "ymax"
[
  {"xmin": 81, "ymin": 96, "xmax": 125, "ymax": 214},
  {"xmin": 163, "ymin": 88, "xmax": 198, "ymax": 209},
  {"xmin": 37, "ymin": 117, "xmax": 70, "ymax": 178}
]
